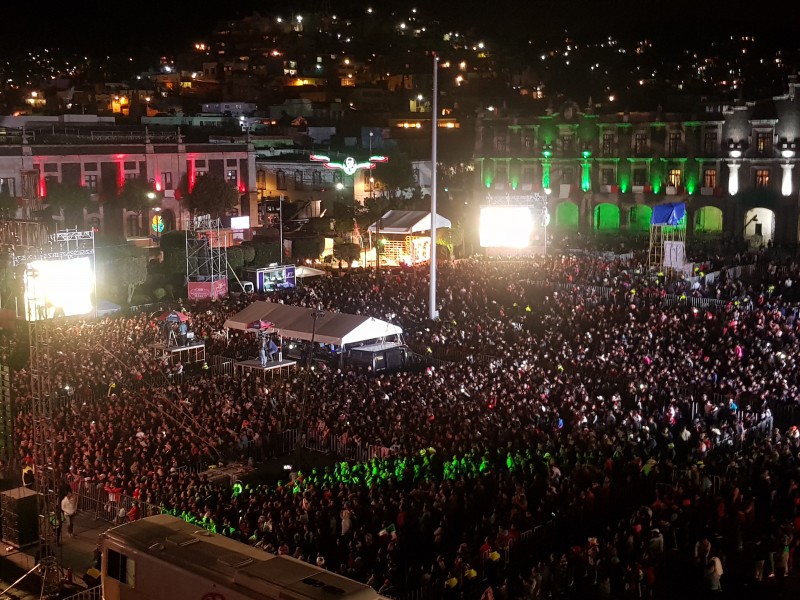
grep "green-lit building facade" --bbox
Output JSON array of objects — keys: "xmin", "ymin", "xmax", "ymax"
[{"xmin": 474, "ymin": 75, "xmax": 800, "ymax": 248}]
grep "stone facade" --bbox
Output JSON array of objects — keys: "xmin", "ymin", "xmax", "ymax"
[{"xmin": 474, "ymin": 77, "xmax": 800, "ymax": 248}]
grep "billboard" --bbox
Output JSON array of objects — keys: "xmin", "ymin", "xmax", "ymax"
[
  {"xmin": 230, "ymin": 216, "xmax": 251, "ymax": 230},
  {"xmin": 188, "ymin": 277, "xmax": 229, "ymax": 301},
  {"xmin": 480, "ymin": 206, "xmax": 536, "ymax": 248},
  {"xmin": 23, "ymin": 257, "xmax": 95, "ymax": 321}
]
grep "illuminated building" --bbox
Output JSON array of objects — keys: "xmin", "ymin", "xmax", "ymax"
[
  {"xmin": 0, "ymin": 127, "xmax": 256, "ymax": 238},
  {"xmin": 475, "ymin": 74, "xmax": 800, "ymax": 248}
]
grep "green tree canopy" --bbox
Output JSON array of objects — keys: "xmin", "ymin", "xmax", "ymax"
[
  {"xmin": 291, "ymin": 237, "xmax": 324, "ymax": 263},
  {"xmin": 226, "ymin": 246, "xmax": 244, "ymax": 277},
  {"xmin": 116, "ymin": 177, "xmax": 157, "ymax": 214},
  {"xmin": 373, "ymin": 152, "xmax": 415, "ymax": 197},
  {"xmin": 307, "ymin": 217, "xmax": 332, "ymax": 235},
  {"xmin": 159, "ymin": 230, "xmax": 189, "ymax": 278},
  {"xmin": 114, "ymin": 252, "xmax": 149, "ymax": 303},
  {"xmin": 333, "ymin": 242, "xmax": 361, "ymax": 264},
  {"xmin": 46, "ymin": 181, "xmax": 91, "ymax": 227},
  {"xmin": 187, "ymin": 175, "xmax": 239, "ymax": 218},
  {"xmin": 245, "ymin": 242, "xmax": 280, "ymax": 267},
  {"xmin": 241, "ymin": 244, "xmax": 256, "ymax": 265}
]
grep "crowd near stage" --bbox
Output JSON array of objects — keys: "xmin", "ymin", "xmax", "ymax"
[{"xmin": 2, "ymin": 250, "xmax": 800, "ymax": 600}]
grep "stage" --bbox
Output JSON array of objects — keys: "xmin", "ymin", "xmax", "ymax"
[
  {"xmin": 234, "ymin": 358, "xmax": 297, "ymax": 378},
  {"xmin": 197, "ymin": 463, "xmax": 256, "ymax": 487},
  {"xmin": 149, "ymin": 341, "xmax": 206, "ymax": 364}
]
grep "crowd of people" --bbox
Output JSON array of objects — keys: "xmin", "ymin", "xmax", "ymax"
[{"xmin": 2, "ymin": 248, "xmax": 800, "ymax": 599}]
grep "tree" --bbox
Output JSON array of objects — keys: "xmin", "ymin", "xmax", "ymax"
[
  {"xmin": 226, "ymin": 246, "xmax": 244, "ymax": 277},
  {"xmin": 249, "ymin": 242, "xmax": 280, "ymax": 266},
  {"xmin": 241, "ymin": 244, "xmax": 256, "ymax": 265},
  {"xmin": 292, "ymin": 237, "xmax": 324, "ymax": 263},
  {"xmin": 159, "ymin": 230, "xmax": 189, "ymax": 279},
  {"xmin": 45, "ymin": 181, "xmax": 91, "ymax": 228},
  {"xmin": 374, "ymin": 152, "xmax": 415, "ymax": 196},
  {"xmin": 115, "ymin": 253, "xmax": 149, "ymax": 303},
  {"xmin": 448, "ymin": 222, "xmax": 465, "ymax": 258},
  {"xmin": 307, "ymin": 217, "xmax": 332, "ymax": 235},
  {"xmin": 186, "ymin": 175, "xmax": 238, "ymax": 218},
  {"xmin": 97, "ymin": 243, "xmax": 148, "ymax": 304},
  {"xmin": 333, "ymin": 242, "xmax": 361, "ymax": 265},
  {"xmin": 116, "ymin": 177, "xmax": 157, "ymax": 214}
]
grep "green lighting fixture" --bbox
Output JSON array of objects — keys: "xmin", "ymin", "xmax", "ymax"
[
  {"xmin": 581, "ymin": 149, "xmax": 592, "ymax": 192},
  {"xmin": 581, "ymin": 164, "xmax": 591, "ymax": 192},
  {"xmin": 542, "ymin": 162, "xmax": 551, "ymax": 192}
]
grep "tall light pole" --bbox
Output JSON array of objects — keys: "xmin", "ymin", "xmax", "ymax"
[
  {"xmin": 429, "ymin": 54, "xmax": 439, "ymax": 320},
  {"xmin": 369, "ymin": 131, "xmax": 375, "ymax": 201},
  {"xmin": 278, "ymin": 194, "xmax": 284, "ymax": 264}
]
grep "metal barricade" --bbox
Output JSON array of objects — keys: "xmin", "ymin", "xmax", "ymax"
[
  {"xmin": 61, "ymin": 587, "xmax": 102, "ymax": 600},
  {"xmin": 304, "ymin": 428, "xmax": 329, "ymax": 454}
]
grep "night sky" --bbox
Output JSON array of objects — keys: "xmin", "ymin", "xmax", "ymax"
[{"xmin": 1, "ymin": 1, "xmax": 796, "ymax": 55}]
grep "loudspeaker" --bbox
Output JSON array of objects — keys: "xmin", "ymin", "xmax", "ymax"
[{"xmin": 1, "ymin": 486, "xmax": 39, "ymax": 548}]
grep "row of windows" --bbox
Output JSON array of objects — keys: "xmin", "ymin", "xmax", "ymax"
[
  {"xmin": 256, "ymin": 169, "xmax": 344, "ymax": 191},
  {"xmin": 39, "ymin": 168, "xmax": 245, "ymax": 194},
  {"xmin": 491, "ymin": 166, "xmax": 778, "ymax": 190},
  {"xmin": 494, "ymin": 130, "xmax": 775, "ymax": 156}
]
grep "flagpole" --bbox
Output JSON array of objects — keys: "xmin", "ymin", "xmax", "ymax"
[{"xmin": 429, "ymin": 54, "xmax": 439, "ymax": 321}]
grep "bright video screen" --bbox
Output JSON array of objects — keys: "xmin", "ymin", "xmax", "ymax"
[
  {"xmin": 480, "ymin": 206, "xmax": 535, "ymax": 248},
  {"xmin": 23, "ymin": 257, "xmax": 95, "ymax": 321}
]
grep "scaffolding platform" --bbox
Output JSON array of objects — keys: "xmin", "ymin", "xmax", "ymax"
[
  {"xmin": 198, "ymin": 463, "xmax": 256, "ymax": 487},
  {"xmin": 234, "ymin": 358, "xmax": 297, "ymax": 378},
  {"xmin": 149, "ymin": 342, "xmax": 206, "ymax": 364}
]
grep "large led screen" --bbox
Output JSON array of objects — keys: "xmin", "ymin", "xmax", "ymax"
[
  {"xmin": 23, "ymin": 257, "xmax": 95, "ymax": 321},
  {"xmin": 480, "ymin": 206, "xmax": 535, "ymax": 248}
]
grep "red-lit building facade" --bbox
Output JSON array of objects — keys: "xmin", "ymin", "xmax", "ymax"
[{"xmin": 0, "ymin": 137, "xmax": 257, "ymax": 236}]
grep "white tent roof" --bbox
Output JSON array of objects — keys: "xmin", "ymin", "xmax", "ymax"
[
  {"xmin": 223, "ymin": 301, "xmax": 402, "ymax": 346},
  {"xmin": 367, "ymin": 210, "xmax": 451, "ymax": 235},
  {"xmin": 295, "ymin": 265, "xmax": 326, "ymax": 278}
]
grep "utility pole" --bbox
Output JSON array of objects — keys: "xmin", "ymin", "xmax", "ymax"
[
  {"xmin": 429, "ymin": 54, "xmax": 439, "ymax": 320},
  {"xmin": 278, "ymin": 195, "xmax": 284, "ymax": 264},
  {"xmin": 376, "ymin": 215, "xmax": 381, "ymax": 275}
]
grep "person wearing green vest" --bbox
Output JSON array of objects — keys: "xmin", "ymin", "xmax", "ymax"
[{"xmin": 50, "ymin": 510, "xmax": 63, "ymax": 546}]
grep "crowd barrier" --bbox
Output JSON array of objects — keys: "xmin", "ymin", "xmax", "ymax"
[
  {"xmin": 127, "ymin": 302, "xmax": 174, "ymax": 316},
  {"xmin": 62, "ymin": 587, "xmax": 102, "ymax": 600},
  {"xmin": 302, "ymin": 427, "xmax": 393, "ymax": 464},
  {"xmin": 208, "ymin": 353, "xmax": 234, "ymax": 376},
  {"xmin": 67, "ymin": 475, "xmax": 164, "ymax": 526}
]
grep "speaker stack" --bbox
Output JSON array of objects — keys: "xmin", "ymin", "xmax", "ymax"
[{"xmin": 1, "ymin": 486, "xmax": 39, "ymax": 549}]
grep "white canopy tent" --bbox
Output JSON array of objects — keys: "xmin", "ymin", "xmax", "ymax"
[
  {"xmin": 366, "ymin": 210, "xmax": 451, "ymax": 234},
  {"xmin": 223, "ymin": 301, "xmax": 403, "ymax": 346},
  {"xmin": 295, "ymin": 265, "xmax": 326, "ymax": 279}
]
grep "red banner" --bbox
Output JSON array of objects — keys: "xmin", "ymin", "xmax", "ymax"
[{"xmin": 188, "ymin": 278, "xmax": 228, "ymax": 301}]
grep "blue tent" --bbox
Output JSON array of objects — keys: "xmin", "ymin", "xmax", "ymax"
[
  {"xmin": 650, "ymin": 203, "xmax": 686, "ymax": 226},
  {"xmin": 96, "ymin": 300, "xmax": 121, "ymax": 317}
]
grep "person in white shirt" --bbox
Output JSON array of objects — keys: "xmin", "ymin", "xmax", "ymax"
[{"xmin": 61, "ymin": 492, "xmax": 78, "ymax": 537}]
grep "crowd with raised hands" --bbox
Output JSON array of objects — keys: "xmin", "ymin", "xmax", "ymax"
[{"xmin": 4, "ymin": 249, "xmax": 800, "ymax": 598}]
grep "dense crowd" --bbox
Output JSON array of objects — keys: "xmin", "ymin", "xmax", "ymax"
[{"xmin": 3, "ymin": 250, "xmax": 800, "ymax": 599}]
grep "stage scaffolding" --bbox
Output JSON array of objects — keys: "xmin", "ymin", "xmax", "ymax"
[
  {"xmin": 186, "ymin": 214, "xmax": 228, "ymax": 301},
  {"xmin": 647, "ymin": 204, "xmax": 687, "ymax": 273},
  {"xmin": 12, "ymin": 228, "xmax": 96, "ymax": 597}
]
